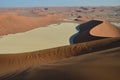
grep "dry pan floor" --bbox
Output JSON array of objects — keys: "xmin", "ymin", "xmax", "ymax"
[{"xmin": 0, "ymin": 22, "xmax": 79, "ymax": 54}]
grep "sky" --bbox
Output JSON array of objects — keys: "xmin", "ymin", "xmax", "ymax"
[{"xmin": 0, "ymin": 0, "xmax": 120, "ymax": 7}]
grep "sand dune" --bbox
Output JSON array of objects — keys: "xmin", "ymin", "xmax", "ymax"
[
  {"xmin": 73, "ymin": 20, "xmax": 104, "ymax": 43},
  {"xmin": 0, "ymin": 20, "xmax": 120, "ymax": 80},
  {"xmin": 0, "ymin": 37, "xmax": 120, "ymax": 77},
  {"xmin": 1, "ymin": 47, "xmax": 119, "ymax": 80},
  {"xmin": 73, "ymin": 20, "xmax": 120, "ymax": 43},
  {"xmin": 0, "ymin": 13, "xmax": 63, "ymax": 35},
  {"xmin": 90, "ymin": 21, "xmax": 120, "ymax": 37}
]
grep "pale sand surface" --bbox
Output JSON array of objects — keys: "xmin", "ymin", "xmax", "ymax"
[
  {"xmin": 0, "ymin": 23, "xmax": 79, "ymax": 53},
  {"xmin": 111, "ymin": 23, "xmax": 120, "ymax": 27}
]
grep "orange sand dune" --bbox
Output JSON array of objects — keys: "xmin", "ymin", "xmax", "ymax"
[
  {"xmin": 0, "ymin": 13, "xmax": 63, "ymax": 35},
  {"xmin": 0, "ymin": 20, "xmax": 120, "ymax": 80},
  {"xmin": 0, "ymin": 37, "xmax": 120, "ymax": 77},
  {"xmin": 90, "ymin": 21, "xmax": 120, "ymax": 37},
  {"xmin": 1, "ymin": 47, "xmax": 119, "ymax": 80},
  {"xmin": 73, "ymin": 20, "xmax": 120, "ymax": 43},
  {"xmin": 74, "ymin": 20, "xmax": 103, "ymax": 43}
]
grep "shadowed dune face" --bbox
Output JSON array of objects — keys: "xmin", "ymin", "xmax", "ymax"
[
  {"xmin": 0, "ymin": 13, "xmax": 63, "ymax": 35},
  {"xmin": 72, "ymin": 20, "xmax": 105, "ymax": 43},
  {"xmin": 73, "ymin": 20, "xmax": 120, "ymax": 44},
  {"xmin": 0, "ymin": 46, "xmax": 120, "ymax": 80}
]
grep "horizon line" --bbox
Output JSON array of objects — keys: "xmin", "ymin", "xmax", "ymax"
[{"xmin": 0, "ymin": 5, "xmax": 120, "ymax": 8}]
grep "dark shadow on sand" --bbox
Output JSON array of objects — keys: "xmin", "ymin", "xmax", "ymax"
[
  {"xmin": 70, "ymin": 20, "xmax": 107, "ymax": 44},
  {"xmin": 69, "ymin": 25, "xmax": 81, "ymax": 44}
]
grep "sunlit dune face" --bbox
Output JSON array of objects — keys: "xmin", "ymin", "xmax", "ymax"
[{"xmin": 90, "ymin": 21, "xmax": 120, "ymax": 37}]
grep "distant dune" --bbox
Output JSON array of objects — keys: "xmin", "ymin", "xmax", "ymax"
[
  {"xmin": 0, "ymin": 13, "xmax": 63, "ymax": 35},
  {"xmin": 0, "ymin": 20, "xmax": 120, "ymax": 80}
]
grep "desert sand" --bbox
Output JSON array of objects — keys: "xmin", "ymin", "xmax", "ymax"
[
  {"xmin": 0, "ymin": 37, "xmax": 119, "ymax": 76},
  {"xmin": 111, "ymin": 22, "xmax": 120, "ymax": 27},
  {"xmin": 0, "ymin": 12, "xmax": 63, "ymax": 35},
  {"xmin": 90, "ymin": 21, "xmax": 120, "ymax": 37},
  {"xmin": 0, "ymin": 19, "xmax": 120, "ymax": 80},
  {"xmin": 1, "ymin": 47, "xmax": 119, "ymax": 80},
  {"xmin": 0, "ymin": 22, "xmax": 79, "ymax": 53},
  {"xmin": 0, "ymin": 38, "xmax": 120, "ymax": 80}
]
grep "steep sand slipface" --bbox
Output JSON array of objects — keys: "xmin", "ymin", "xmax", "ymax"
[
  {"xmin": 0, "ymin": 23, "xmax": 79, "ymax": 53},
  {"xmin": 90, "ymin": 21, "xmax": 120, "ymax": 37}
]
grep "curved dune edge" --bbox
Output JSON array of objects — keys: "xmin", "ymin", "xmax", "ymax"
[
  {"xmin": 73, "ymin": 20, "xmax": 120, "ymax": 44},
  {"xmin": 0, "ymin": 37, "xmax": 120, "ymax": 76},
  {"xmin": 73, "ymin": 20, "xmax": 104, "ymax": 43},
  {"xmin": 90, "ymin": 21, "xmax": 120, "ymax": 37}
]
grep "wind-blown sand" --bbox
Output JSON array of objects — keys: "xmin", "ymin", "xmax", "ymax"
[
  {"xmin": 0, "ymin": 23, "xmax": 79, "ymax": 53},
  {"xmin": 0, "ymin": 20, "xmax": 120, "ymax": 80}
]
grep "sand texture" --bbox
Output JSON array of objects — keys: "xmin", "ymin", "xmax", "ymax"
[
  {"xmin": 90, "ymin": 21, "xmax": 120, "ymax": 37},
  {"xmin": 0, "ymin": 20, "xmax": 120, "ymax": 80},
  {"xmin": 0, "ymin": 23, "xmax": 79, "ymax": 53},
  {"xmin": 0, "ymin": 13, "xmax": 63, "ymax": 35}
]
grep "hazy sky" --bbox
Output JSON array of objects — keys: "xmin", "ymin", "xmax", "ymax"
[{"xmin": 0, "ymin": 0, "xmax": 120, "ymax": 7}]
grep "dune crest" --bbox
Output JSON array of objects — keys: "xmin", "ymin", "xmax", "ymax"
[
  {"xmin": 90, "ymin": 21, "xmax": 120, "ymax": 37},
  {"xmin": 0, "ymin": 37, "xmax": 120, "ymax": 76}
]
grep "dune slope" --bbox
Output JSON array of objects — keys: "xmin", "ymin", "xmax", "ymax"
[
  {"xmin": 90, "ymin": 21, "xmax": 120, "ymax": 37},
  {"xmin": 1, "ymin": 47, "xmax": 119, "ymax": 80},
  {"xmin": 73, "ymin": 20, "xmax": 120, "ymax": 43},
  {"xmin": 73, "ymin": 20, "xmax": 104, "ymax": 43},
  {"xmin": 0, "ymin": 37, "xmax": 120, "ymax": 77},
  {"xmin": 0, "ymin": 20, "xmax": 120, "ymax": 80},
  {"xmin": 0, "ymin": 13, "xmax": 63, "ymax": 35}
]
